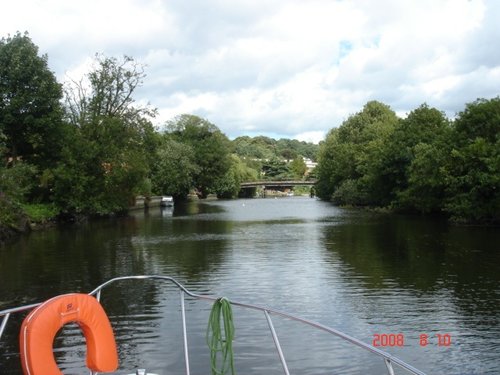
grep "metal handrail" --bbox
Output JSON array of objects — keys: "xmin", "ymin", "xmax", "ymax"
[{"xmin": 1, "ymin": 275, "xmax": 427, "ymax": 375}]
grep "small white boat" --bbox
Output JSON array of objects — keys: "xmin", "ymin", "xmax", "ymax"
[
  {"xmin": 0, "ymin": 275, "xmax": 428, "ymax": 375},
  {"xmin": 160, "ymin": 196, "xmax": 174, "ymax": 207}
]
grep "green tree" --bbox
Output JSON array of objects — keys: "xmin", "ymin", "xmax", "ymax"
[
  {"xmin": 453, "ymin": 97, "xmax": 500, "ymax": 143},
  {"xmin": 151, "ymin": 136, "xmax": 198, "ymax": 199},
  {"xmin": 214, "ymin": 154, "xmax": 259, "ymax": 198},
  {"xmin": 280, "ymin": 148, "xmax": 297, "ymax": 161},
  {"xmin": 444, "ymin": 98, "xmax": 500, "ymax": 223},
  {"xmin": 290, "ymin": 157, "xmax": 307, "ymax": 178},
  {"xmin": 262, "ymin": 157, "xmax": 293, "ymax": 180},
  {"xmin": 397, "ymin": 141, "xmax": 450, "ymax": 214},
  {"xmin": 316, "ymin": 129, "xmax": 351, "ymax": 200},
  {"xmin": 167, "ymin": 114, "xmax": 231, "ymax": 198},
  {"xmin": 232, "ymin": 135, "xmax": 274, "ymax": 159},
  {"xmin": 276, "ymin": 138, "xmax": 319, "ymax": 161},
  {"xmin": 54, "ymin": 55, "xmax": 155, "ymax": 215},
  {"xmin": 316, "ymin": 101, "xmax": 398, "ymax": 205},
  {"xmin": 0, "ymin": 161, "xmax": 37, "ymax": 203},
  {"xmin": 383, "ymin": 104, "xmax": 450, "ymax": 211},
  {"xmin": 232, "ymin": 136, "xmax": 319, "ymax": 163},
  {"xmin": 0, "ymin": 32, "xmax": 64, "ymax": 168}
]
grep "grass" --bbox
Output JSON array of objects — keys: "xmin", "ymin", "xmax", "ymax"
[{"xmin": 21, "ymin": 203, "xmax": 59, "ymax": 223}]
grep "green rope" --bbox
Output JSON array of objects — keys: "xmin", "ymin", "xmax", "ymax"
[{"xmin": 206, "ymin": 297, "xmax": 236, "ymax": 375}]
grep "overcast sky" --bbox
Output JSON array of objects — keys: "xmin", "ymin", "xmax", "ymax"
[{"xmin": 1, "ymin": 0, "xmax": 499, "ymax": 143}]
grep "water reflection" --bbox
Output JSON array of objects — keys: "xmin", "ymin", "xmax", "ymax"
[{"xmin": 320, "ymin": 212, "xmax": 500, "ymax": 375}]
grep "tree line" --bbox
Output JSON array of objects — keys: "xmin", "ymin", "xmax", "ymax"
[
  {"xmin": 2, "ymin": 31, "xmax": 497, "ymax": 240},
  {"xmin": 0, "ymin": 32, "xmax": 316, "ymax": 238},
  {"xmin": 316, "ymin": 100, "xmax": 500, "ymax": 224}
]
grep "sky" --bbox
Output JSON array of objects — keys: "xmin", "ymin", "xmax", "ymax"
[{"xmin": 1, "ymin": 0, "xmax": 499, "ymax": 143}]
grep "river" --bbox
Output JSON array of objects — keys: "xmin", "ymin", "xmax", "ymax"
[{"xmin": 0, "ymin": 197, "xmax": 499, "ymax": 374}]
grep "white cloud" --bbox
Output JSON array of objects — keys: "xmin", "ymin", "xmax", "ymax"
[
  {"xmin": 295, "ymin": 131, "xmax": 326, "ymax": 144},
  {"xmin": 1, "ymin": 0, "xmax": 498, "ymax": 144}
]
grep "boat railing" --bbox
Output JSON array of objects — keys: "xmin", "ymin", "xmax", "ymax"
[{"xmin": 1, "ymin": 275, "xmax": 427, "ymax": 375}]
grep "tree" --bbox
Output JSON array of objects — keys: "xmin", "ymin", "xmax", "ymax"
[
  {"xmin": 231, "ymin": 135, "xmax": 319, "ymax": 164},
  {"xmin": 396, "ymin": 141, "xmax": 450, "ymax": 214},
  {"xmin": 316, "ymin": 101, "xmax": 398, "ymax": 205},
  {"xmin": 262, "ymin": 157, "xmax": 292, "ymax": 179},
  {"xmin": 444, "ymin": 98, "xmax": 500, "ymax": 223},
  {"xmin": 151, "ymin": 136, "xmax": 198, "ymax": 199},
  {"xmin": 453, "ymin": 98, "xmax": 500, "ymax": 144},
  {"xmin": 54, "ymin": 55, "xmax": 156, "ymax": 215},
  {"xmin": 383, "ymin": 104, "xmax": 450, "ymax": 211},
  {"xmin": 280, "ymin": 148, "xmax": 297, "ymax": 161},
  {"xmin": 316, "ymin": 129, "xmax": 349, "ymax": 200},
  {"xmin": 0, "ymin": 161, "xmax": 37, "ymax": 203},
  {"xmin": 232, "ymin": 135, "xmax": 273, "ymax": 159},
  {"xmin": 214, "ymin": 154, "xmax": 259, "ymax": 198},
  {"xmin": 290, "ymin": 157, "xmax": 307, "ymax": 178},
  {"xmin": 167, "ymin": 114, "xmax": 231, "ymax": 198},
  {"xmin": 0, "ymin": 32, "xmax": 64, "ymax": 168},
  {"xmin": 276, "ymin": 138, "xmax": 319, "ymax": 161},
  {"xmin": 65, "ymin": 55, "xmax": 155, "ymax": 128}
]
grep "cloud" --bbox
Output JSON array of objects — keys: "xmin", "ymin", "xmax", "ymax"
[{"xmin": 1, "ymin": 0, "xmax": 499, "ymax": 143}]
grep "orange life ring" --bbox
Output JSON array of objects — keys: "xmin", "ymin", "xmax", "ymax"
[{"xmin": 19, "ymin": 293, "xmax": 118, "ymax": 375}]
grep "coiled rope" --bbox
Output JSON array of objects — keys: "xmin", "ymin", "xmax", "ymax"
[{"xmin": 206, "ymin": 297, "xmax": 236, "ymax": 375}]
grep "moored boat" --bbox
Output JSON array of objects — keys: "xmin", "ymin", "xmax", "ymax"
[
  {"xmin": 160, "ymin": 196, "xmax": 174, "ymax": 207},
  {"xmin": 0, "ymin": 275, "xmax": 428, "ymax": 375}
]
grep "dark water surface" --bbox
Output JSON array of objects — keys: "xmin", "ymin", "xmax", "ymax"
[{"xmin": 0, "ymin": 197, "xmax": 499, "ymax": 374}]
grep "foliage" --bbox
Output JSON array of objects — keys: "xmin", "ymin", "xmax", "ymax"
[
  {"xmin": 215, "ymin": 154, "xmax": 259, "ymax": 198},
  {"xmin": 232, "ymin": 135, "xmax": 275, "ymax": 159},
  {"xmin": 315, "ymin": 129, "xmax": 347, "ymax": 199},
  {"xmin": 317, "ymin": 98, "xmax": 500, "ymax": 224},
  {"xmin": 54, "ymin": 55, "xmax": 155, "ymax": 215},
  {"xmin": 0, "ymin": 161, "xmax": 38, "ymax": 203},
  {"xmin": 395, "ymin": 142, "xmax": 449, "ymax": 214},
  {"xmin": 331, "ymin": 179, "xmax": 369, "ymax": 206},
  {"xmin": 453, "ymin": 98, "xmax": 500, "ymax": 143},
  {"xmin": 280, "ymin": 148, "xmax": 298, "ymax": 160},
  {"xmin": 150, "ymin": 136, "xmax": 198, "ymax": 199},
  {"xmin": 22, "ymin": 203, "xmax": 58, "ymax": 223},
  {"xmin": 276, "ymin": 138, "xmax": 319, "ymax": 161},
  {"xmin": 383, "ymin": 104, "xmax": 451, "ymax": 211},
  {"xmin": 232, "ymin": 135, "xmax": 319, "ymax": 161},
  {"xmin": 65, "ymin": 54, "xmax": 156, "ymax": 127},
  {"xmin": 0, "ymin": 32, "xmax": 64, "ymax": 169},
  {"xmin": 290, "ymin": 157, "xmax": 307, "ymax": 178},
  {"xmin": 261, "ymin": 157, "xmax": 293, "ymax": 180},
  {"xmin": 167, "ymin": 114, "xmax": 231, "ymax": 198},
  {"xmin": 316, "ymin": 101, "xmax": 398, "ymax": 204},
  {"xmin": 238, "ymin": 157, "xmax": 262, "ymax": 176},
  {"xmin": 0, "ymin": 194, "xmax": 27, "ymax": 232},
  {"xmin": 444, "ymin": 98, "xmax": 500, "ymax": 223},
  {"xmin": 1, "ymin": 33, "xmax": 499, "ymax": 228}
]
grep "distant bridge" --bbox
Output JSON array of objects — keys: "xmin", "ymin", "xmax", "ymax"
[{"xmin": 240, "ymin": 180, "xmax": 317, "ymax": 188}]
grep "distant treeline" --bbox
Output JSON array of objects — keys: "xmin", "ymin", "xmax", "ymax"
[
  {"xmin": 232, "ymin": 136, "xmax": 318, "ymax": 161},
  {"xmin": 0, "ymin": 32, "xmax": 317, "ymax": 237},
  {"xmin": 316, "ymin": 100, "xmax": 500, "ymax": 224}
]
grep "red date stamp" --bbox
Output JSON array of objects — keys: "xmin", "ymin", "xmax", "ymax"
[
  {"xmin": 373, "ymin": 333, "xmax": 452, "ymax": 347},
  {"xmin": 373, "ymin": 333, "xmax": 405, "ymax": 347}
]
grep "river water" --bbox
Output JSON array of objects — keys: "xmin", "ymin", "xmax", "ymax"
[{"xmin": 0, "ymin": 197, "xmax": 499, "ymax": 374}]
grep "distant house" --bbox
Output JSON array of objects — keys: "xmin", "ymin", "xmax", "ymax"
[{"xmin": 303, "ymin": 158, "xmax": 317, "ymax": 173}]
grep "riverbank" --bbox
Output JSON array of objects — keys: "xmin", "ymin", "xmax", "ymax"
[
  {"xmin": 1, "ymin": 194, "xmax": 178, "ymax": 243},
  {"xmin": 0, "ymin": 198, "xmax": 62, "ymax": 244},
  {"xmin": 2, "ymin": 192, "xmax": 496, "ymax": 245}
]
